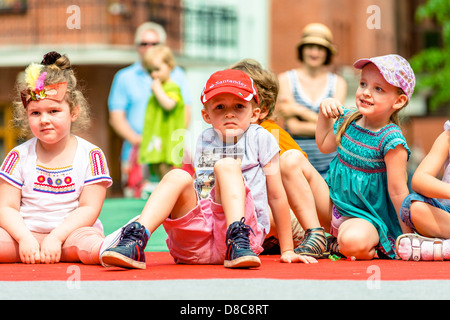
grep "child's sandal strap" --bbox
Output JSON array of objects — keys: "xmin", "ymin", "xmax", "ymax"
[{"xmin": 294, "ymin": 227, "xmax": 327, "ymax": 258}]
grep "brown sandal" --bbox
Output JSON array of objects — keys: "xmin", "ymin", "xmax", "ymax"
[{"xmin": 294, "ymin": 227, "xmax": 327, "ymax": 258}]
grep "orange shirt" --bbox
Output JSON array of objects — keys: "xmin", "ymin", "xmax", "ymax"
[{"xmin": 260, "ymin": 120, "xmax": 308, "ymax": 158}]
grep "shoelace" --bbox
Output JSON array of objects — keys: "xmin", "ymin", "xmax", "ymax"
[
  {"xmin": 117, "ymin": 224, "xmax": 143, "ymax": 247},
  {"xmin": 228, "ymin": 219, "xmax": 255, "ymax": 249}
]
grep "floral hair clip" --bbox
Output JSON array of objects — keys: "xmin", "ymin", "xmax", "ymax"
[{"xmin": 21, "ymin": 63, "xmax": 67, "ymax": 107}]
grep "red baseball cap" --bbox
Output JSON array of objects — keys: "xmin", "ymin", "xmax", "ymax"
[{"xmin": 201, "ymin": 69, "xmax": 259, "ymax": 104}]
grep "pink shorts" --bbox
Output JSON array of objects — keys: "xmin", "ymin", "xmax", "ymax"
[{"xmin": 162, "ymin": 186, "xmax": 265, "ymax": 265}]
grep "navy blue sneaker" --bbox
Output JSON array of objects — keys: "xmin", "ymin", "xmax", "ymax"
[
  {"xmin": 224, "ymin": 218, "xmax": 261, "ymax": 268},
  {"xmin": 100, "ymin": 221, "xmax": 149, "ymax": 269}
]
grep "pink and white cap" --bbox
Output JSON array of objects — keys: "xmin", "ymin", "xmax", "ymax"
[{"xmin": 353, "ymin": 54, "xmax": 416, "ymax": 100}]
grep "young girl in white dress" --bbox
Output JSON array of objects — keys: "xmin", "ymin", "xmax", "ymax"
[{"xmin": 0, "ymin": 51, "xmax": 112, "ymax": 264}]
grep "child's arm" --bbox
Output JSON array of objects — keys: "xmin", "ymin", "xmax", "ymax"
[
  {"xmin": 411, "ymin": 130, "xmax": 450, "ymax": 200},
  {"xmin": 316, "ymin": 98, "xmax": 343, "ymax": 154},
  {"xmin": 40, "ymin": 182, "xmax": 108, "ymax": 263},
  {"xmin": 264, "ymin": 154, "xmax": 317, "ymax": 264},
  {"xmin": 0, "ymin": 181, "xmax": 41, "ymax": 264},
  {"xmin": 152, "ymin": 79, "xmax": 177, "ymax": 111},
  {"xmin": 385, "ymin": 145, "xmax": 412, "ymax": 233}
]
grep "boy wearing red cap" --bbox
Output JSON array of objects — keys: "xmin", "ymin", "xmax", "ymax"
[{"xmin": 101, "ymin": 70, "xmax": 314, "ymax": 269}]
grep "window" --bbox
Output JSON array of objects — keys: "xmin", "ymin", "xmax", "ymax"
[{"xmin": 147, "ymin": 0, "xmax": 239, "ymax": 61}]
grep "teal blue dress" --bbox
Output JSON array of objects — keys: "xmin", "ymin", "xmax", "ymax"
[{"xmin": 327, "ymin": 108, "xmax": 410, "ymax": 258}]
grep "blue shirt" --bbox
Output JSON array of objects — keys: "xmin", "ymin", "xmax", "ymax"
[{"xmin": 108, "ymin": 61, "xmax": 192, "ymax": 161}]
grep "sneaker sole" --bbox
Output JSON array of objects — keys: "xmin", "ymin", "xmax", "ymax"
[
  {"xmin": 224, "ymin": 256, "xmax": 261, "ymax": 269},
  {"xmin": 100, "ymin": 251, "xmax": 146, "ymax": 270}
]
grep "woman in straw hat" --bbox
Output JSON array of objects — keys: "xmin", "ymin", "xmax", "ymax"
[{"xmin": 276, "ymin": 23, "xmax": 347, "ymax": 178}]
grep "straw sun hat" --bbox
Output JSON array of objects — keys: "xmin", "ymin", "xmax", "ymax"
[{"xmin": 297, "ymin": 23, "xmax": 337, "ymax": 64}]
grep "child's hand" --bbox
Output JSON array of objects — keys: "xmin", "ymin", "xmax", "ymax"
[
  {"xmin": 151, "ymin": 78, "xmax": 162, "ymax": 90},
  {"xmin": 280, "ymin": 250, "xmax": 318, "ymax": 264},
  {"xmin": 40, "ymin": 234, "xmax": 62, "ymax": 264},
  {"xmin": 320, "ymin": 98, "xmax": 344, "ymax": 119},
  {"xmin": 19, "ymin": 235, "xmax": 41, "ymax": 264}
]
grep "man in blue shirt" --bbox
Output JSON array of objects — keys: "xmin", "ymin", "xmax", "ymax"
[{"xmin": 108, "ymin": 22, "xmax": 192, "ymax": 196}]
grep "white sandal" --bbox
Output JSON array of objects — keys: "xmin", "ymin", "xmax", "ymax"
[{"xmin": 395, "ymin": 233, "xmax": 444, "ymax": 261}]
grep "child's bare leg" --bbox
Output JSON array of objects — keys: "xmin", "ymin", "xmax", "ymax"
[
  {"xmin": 213, "ymin": 157, "xmax": 260, "ymax": 268},
  {"xmin": 280, "ymin": 150, "xmax": 333, "ymax": 257},
  {"xmin": 280, "ymin": 150, "xmax": 332, "ymax": 231},
  {"xmin": 138, "ymin": 169, "xmax": 197, "ymax": 233},
  {"xmin": 100, "ymin": 169, "xmax": 197, "ymax": 269},
  {"xmin": 410, "ymin": 201, "xmax": 450, "ymax": 238},
  {"xmin": 396, "ymin": 201, "xmax": 450, "ymax": 261},
  {"xmin": 213, "ymin": 157, "xmax": 246, "ymax": 226}
]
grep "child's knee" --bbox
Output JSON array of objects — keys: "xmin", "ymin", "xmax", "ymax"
[
  {"xmin": 280, "ymin": 150, "xmax": 305, "ymax": 175},
  {"xmin": 338, "ymin": 227, "xmax": 376, "ymax": 258},
  {"xmin": 214, "ymin": 157, "xmax": 241, "ymax": 174},
  {"xmin": 410, "ymin": 200, "xmax": 428, "ymax": 218},
  {"xmin": 64, "ymin": 227, "xmax": 104, "ymax": 264},
  {"xmin": 161, "ymin": 168, "xmax": 192, "ymax": 186}
]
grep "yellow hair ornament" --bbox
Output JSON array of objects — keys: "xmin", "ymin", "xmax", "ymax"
[{"xmin": 24, "ymin": 63, "xmax": 44, "ymax": 90}]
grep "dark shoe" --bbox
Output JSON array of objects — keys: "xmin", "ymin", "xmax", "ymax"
[
  {"xmin": 99, "ymin": 215, "xmax": 140, "ymax": 267},
  {"xmin": 294, "ymin": 227, "xmax": 327, "ymax": 258},
  {"xmin": 224, "ymin": 218, "xmax": 261, "ymax": 268},
  {"xmin": 100, "ymin": 221, "xmax": 149, "ymax": 269}
]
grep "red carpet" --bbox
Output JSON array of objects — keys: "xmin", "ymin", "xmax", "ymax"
[{"xmin": 1, "ymin": 252, "xmax": 450, "ymax": 282}]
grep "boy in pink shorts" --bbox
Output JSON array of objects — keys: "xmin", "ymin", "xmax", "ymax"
[{"xmin": 101, "ymin": 69, "xmax": 312, "ymax": 269}]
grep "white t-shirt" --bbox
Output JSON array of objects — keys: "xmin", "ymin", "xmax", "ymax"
[
  {"xmin": 194, "ymin": 124, "xmax": 280, "ymax": 234},
  {"xmin": 0, "ymin": 136, "xmax": 112, "ymax": 233}
]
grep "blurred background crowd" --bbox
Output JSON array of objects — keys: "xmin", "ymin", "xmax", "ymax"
[{"xmin": 0, "ymin": 0, "xmax": 448, "ymax": 197}]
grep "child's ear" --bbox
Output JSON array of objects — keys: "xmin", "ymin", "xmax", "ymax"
[
  {"xmin": 251, "ymin": 107, "xmax": 261, "ymax": 123},
  {"xmin": 259, "ymin": 107, "xmax": 269, "ymax": 121},
  {"xmin": 393, "ymin": 94, "xmax": 408, "ymax": 110},
  {"xmin": 71, "ymin": 105, "xmax": 80, "ymax": 122},
  {"xmin": 201, "ymin": 108, "xmax": 211, "ymax": 124}
]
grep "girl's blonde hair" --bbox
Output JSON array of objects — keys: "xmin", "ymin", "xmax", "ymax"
[
  {"xmin": 144, "ymin": 45, "xmax": 176, "ymax": 70},
  {"xmin": 229, "ymin": 59, "xmax": 279, "ymax": 120},
  {"xmin": 335, "ymin": 88, "xmax": 408, "ymax": 146},
  {"xmin": 13, "ymin": 52, "xmax": 91, "ymax": 137}
]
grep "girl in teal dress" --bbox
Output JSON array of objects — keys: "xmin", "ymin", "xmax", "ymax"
[{"xmin": 280, "ymin": 54, "xmax": 415, "ymax": 259}]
